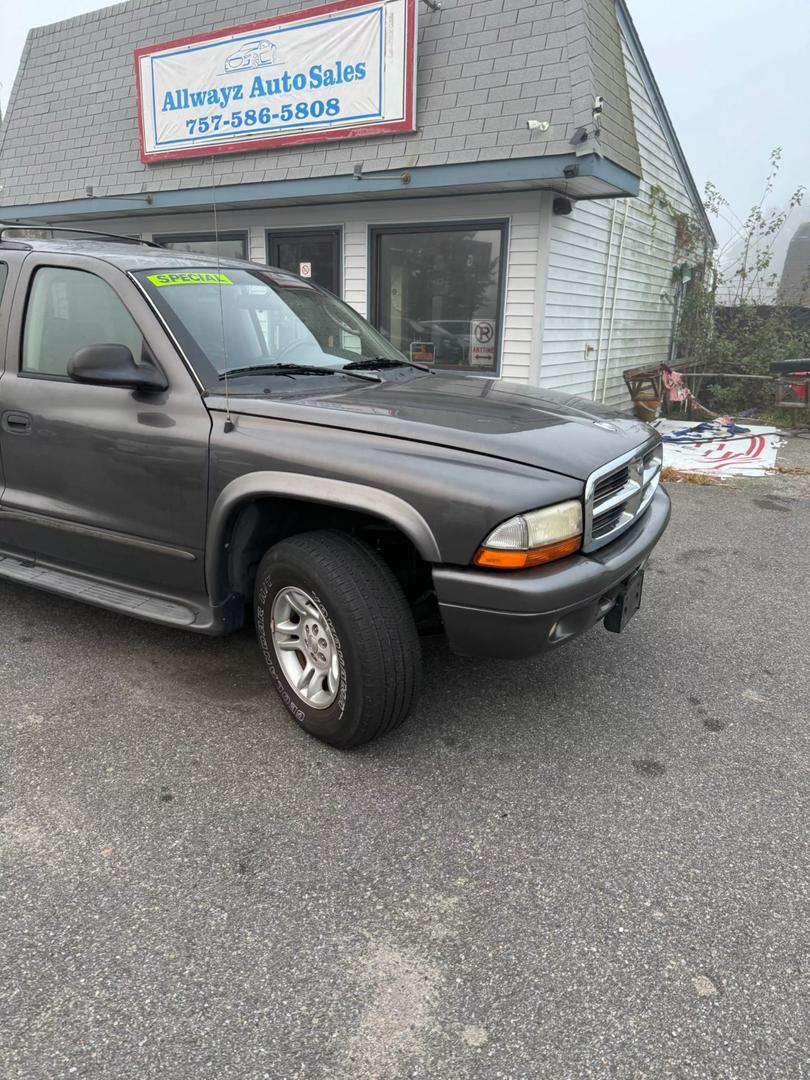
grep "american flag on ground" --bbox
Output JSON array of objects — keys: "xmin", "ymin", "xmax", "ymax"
[{"xmin": 653, "ymin": 420, "xmax": 783, "ymax": 477}]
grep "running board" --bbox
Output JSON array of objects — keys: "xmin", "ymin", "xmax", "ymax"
[{"xmin": 0, "ymin": 553, "xmax": 200, "ymax": 628}]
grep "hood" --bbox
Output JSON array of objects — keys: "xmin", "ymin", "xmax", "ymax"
[{"xmin": 208, "ymin": 373, "xmax": 656, "ymax": 481}]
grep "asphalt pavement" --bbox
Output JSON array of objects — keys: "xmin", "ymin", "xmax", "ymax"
[{"xmin": 2, "ymin": 463, "xmax": 810, "ymax": 1080}]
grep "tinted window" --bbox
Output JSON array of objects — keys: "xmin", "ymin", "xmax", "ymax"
[
  {"xmin": 373, "ymin": 224, "xmax": 506, "ymax": 373},
  {"xmin": 22, "ymin": 267, "xmax": 145, "ymax": 377}
]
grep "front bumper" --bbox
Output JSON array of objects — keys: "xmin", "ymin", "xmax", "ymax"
[{"xmin": 433, "ymin": 486, "xmax": 671, "ymax": 659}]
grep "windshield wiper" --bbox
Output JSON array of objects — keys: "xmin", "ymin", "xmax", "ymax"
[
  {"xmin": 218, "ymin": 363, "xmax": 381, "ymax": 383},
  {"xmin": 344, "ymin": 356, "xmax": 433, "ymax": 373}
]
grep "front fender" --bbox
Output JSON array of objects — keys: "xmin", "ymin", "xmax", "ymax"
[{"xmin": 205, "ymin": 470, "xmax": 441, "ymax": 603}]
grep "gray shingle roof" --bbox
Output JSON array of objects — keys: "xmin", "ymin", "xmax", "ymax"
[{"xmin": 0, "ymin": 0, "xmax": 641, "ymax": 207}]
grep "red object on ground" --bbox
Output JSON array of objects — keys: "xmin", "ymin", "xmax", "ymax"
[{"xmin": 788, "ymin": 375, "xmax": 808, "ymax": 402}]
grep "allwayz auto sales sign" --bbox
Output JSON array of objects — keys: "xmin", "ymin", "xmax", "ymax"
[{"xmin": 135, "ymin": 0, "xmax": 416, "ymax": 162}]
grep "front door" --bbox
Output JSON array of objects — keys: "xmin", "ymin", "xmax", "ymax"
[
  {"xmin": 0, "ymin": 253, "xmax": 211, "ymax": 596},
  {"xmin": 267, "ymin": 229, "xmax": 341, "ymax": 295}
]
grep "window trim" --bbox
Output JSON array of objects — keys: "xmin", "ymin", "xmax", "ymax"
[
  {"xmin": 153, "ymin": 230, "xmax": 250, "ymax": 260},
  {"xmin": 18, "ymin": 371, "xmax": 74, "ymax": 383},
  {"xmin": 368, "ymin": 219, "xmax": 510, "ymax": 377},
  {"xmin": 265, "ymin": 226, "xmax": 343, "ymax": 296}
]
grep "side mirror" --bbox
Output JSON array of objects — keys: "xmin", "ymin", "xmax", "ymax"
[{"xmin": 67, "ymin": 344, "xmax": 168, "ymax": 393}]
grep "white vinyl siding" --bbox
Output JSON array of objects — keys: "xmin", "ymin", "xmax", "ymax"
[
  {"xmin": 540, "ymin": 31, "xmax": 695, "ymax": 407},
  {"xmin": 502, "ymin": 211, "xmax": 544, "ymax": 383},
  {"xmin": 342, "ymin": 220, "xmax": 368, "ymax": 316},
  {"xmin": 542, "ymin": 196, "xmax": 619, "ymax": 399}
]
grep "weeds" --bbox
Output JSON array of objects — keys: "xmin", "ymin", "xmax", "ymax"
[{"xmin": 661, "ymin": 466, "xmax": 724, "ymax": 485}]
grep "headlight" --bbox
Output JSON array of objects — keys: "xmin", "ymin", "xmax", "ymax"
[{"xmin": 473, "ymin": 500, "xmax": 583, "ymax": 569}]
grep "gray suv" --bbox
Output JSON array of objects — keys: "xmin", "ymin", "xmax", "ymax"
[{"xmin": 0, "ymin": 229, "xmax": 670, "ymax": 747}]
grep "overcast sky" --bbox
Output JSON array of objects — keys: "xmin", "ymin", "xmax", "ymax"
[{"xmin": 1, "ymin": 0, "xmax": 807, "ymax": 245}]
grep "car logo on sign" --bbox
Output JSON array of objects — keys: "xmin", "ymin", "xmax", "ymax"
[{"xmin": 224, "ymin": 39, "xmax": 279, "ymax": 73}]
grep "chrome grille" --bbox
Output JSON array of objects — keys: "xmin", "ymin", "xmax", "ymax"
[
  {"xmin": 592, "ymin": 505, "xmax": 627, "ymax": 539},
  {"xmin": 594, "ymin": 467, "xmax": 630, "ymax": 507},
  {"xmin": 583, "ymin": 441, "xmax": 662, "ymax": 552}
]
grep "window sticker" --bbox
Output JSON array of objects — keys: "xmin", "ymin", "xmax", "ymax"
[
  {"xmin": 409, "ymin": 341, "xmax": 435, "ymax": 363},
  {"xmin": 147, "ymin": 272, "xmax": 234, "ymax": 286}
]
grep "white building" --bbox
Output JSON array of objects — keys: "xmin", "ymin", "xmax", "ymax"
[{"xmin": 0, "ymin": 0, "xmax": 713, "ymax": 406}]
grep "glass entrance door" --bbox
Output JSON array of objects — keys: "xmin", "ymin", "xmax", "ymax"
[{"xmin": 267, "ymin": 229, "xmax": 341, "ymax": 295}]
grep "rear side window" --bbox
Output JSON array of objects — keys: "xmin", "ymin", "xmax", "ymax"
[{"xmin": 22, "ymin": 266, "xmax": 144, "ymax": 377}]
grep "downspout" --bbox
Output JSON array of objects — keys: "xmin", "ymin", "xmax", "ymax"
[
  {"xmin": 668, "ymin": 281, "xmax": 683, "ymax": 364},
  {"xmin": 591, "ymin": 201, "xmax": 619, "ymax": 399},
  {"xmin": 600, "ymin": 200, "xmax": 630, "ymax": 403}
]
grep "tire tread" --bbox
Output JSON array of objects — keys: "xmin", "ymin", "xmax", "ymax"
[{"xmin": 255, "ymin": 530, "xmax": 421, "ymax": 747}]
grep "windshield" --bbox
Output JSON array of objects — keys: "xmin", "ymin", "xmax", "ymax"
[{"xmin": 136, "ymin": 267, "xmax": 405, "ymax": 387}]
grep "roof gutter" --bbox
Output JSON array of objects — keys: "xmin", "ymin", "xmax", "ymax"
[{"xmin": 0, "ymin": 154, "xmax": 641, "ymax": 222}]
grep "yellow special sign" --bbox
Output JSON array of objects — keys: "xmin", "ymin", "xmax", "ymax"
[{"xmin": 147, "ymin": 272, "xmax": 233, "ymax": 286}]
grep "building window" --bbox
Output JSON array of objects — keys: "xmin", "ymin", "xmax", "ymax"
[
  {"xmin": 154, "ymin": 232, "xmax": 248, "ymax": 260},
  {"xmin": 370, "ymin": 221, "xmax": 508, "ymax": 373}
]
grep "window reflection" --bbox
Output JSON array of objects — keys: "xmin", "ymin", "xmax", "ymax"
[
  {"xmin": 374, "ymin": 225, "xmax": 504, "ymax": 373},
  {"xmin": 155, "ymin": 233, "xmax": 248, "ymax": 260}
]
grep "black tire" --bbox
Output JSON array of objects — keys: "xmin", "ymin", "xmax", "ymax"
[{"xmin": 254, "ymin": 530, "xmax": 422, "ymax": 748}]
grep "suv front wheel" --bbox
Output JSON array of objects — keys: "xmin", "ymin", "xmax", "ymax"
[{"xmin": 254, "ymin": 530, "xmax": 422, "ymax": 748}]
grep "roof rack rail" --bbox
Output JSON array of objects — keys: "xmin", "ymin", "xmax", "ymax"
[{"xmin": 0, "ymin": 224, "xmax": 163, "ymax": 248}]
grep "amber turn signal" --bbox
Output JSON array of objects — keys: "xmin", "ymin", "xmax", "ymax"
[{"xmin": 473, "ymin": 534, "xmax": 582, "ymax": 569}]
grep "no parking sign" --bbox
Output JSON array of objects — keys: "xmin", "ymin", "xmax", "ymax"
[{"xmin": 470, "ymin": 319, "xmax": 496, "ymax": 367}]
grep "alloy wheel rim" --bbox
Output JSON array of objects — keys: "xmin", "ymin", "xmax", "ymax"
[{"xmin": 270, "ymin": 587, "xmax": 340, "ymax": 710}]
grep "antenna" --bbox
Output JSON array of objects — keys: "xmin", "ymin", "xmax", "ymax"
[{"xmin": 210, "ymin": 155, "xmax": 234, "ymax": 432}]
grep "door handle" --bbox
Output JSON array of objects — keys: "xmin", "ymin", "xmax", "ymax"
[{"xmin": 2, "ymin": 411, "xmax": 32, "ymax": 434}]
